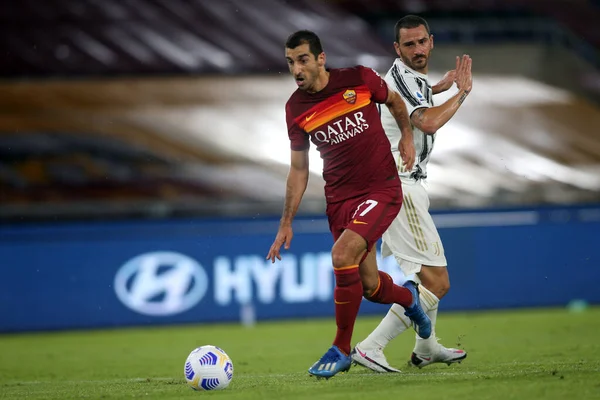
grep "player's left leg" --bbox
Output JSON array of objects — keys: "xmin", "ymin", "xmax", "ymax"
[{"xmin": 410, "ymin": 265, "xmax": 466, "ymax": 368}]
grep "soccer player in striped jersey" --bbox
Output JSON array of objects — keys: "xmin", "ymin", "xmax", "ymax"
[
  {"xmin": 266, "ymin": 30, "xmax": 432, "ymax": 379},
  {"xmin": 351, "ymin": 15, "xmax": 472, "ymax": 372}
]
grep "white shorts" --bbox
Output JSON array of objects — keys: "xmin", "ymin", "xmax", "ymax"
[{"xmin": 381, "ymin": 179, "xmax": 447, "ymax": 276}]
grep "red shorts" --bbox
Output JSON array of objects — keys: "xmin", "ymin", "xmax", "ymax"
[{"xmin": 326, "ymin": 185, "xmax": 403, "ymax": 251}]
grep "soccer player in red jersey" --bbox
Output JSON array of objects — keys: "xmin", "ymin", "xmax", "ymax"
[{"xmin": 265, "ymin": 30, "xmax": 432, "ymax": 379}]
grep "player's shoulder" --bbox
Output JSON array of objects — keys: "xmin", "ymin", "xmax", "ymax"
[
  {"xmin": 285, "ymin": 89, "xmax": 303, "ymax": 113},
  {"xmin": 331, "ymin": 65, "xmax": 362, "ymax": 78},
  {"xmin": 389, "ymin": 59, "xmax": 418, "ymax": 79},
  {"xmin": 385, "ymin": 59, "xmax": 426, "ymax": 90},
  {"xmin": 331, "ymin": 65, "xmax": 382, "ymax": 82}
]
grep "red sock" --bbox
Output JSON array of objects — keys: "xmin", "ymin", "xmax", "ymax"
[
  {"xmin": 365, "ymin": 271, "xmax": 413, "ymax": 307},
  {"xmin": 332, "ymin": 265, "xmax": 363, "ymax": 355}
]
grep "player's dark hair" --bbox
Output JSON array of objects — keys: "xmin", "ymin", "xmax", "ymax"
[
  {"xmin": 285, "ymin": 30, "xmax": 323, "ymax": 59},
  {"xmin": 394, "ymin": 15, "xmax": 431, "ymax": 42}
]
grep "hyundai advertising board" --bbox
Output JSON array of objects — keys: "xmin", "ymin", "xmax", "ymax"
[{"xmin": 0, "ymin": 206, "xmax": 598, "ymax": 332}]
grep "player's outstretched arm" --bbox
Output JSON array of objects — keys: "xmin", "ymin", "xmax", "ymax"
[
  {"xmin": 385, "ymin": 89, "xmax": 416, "ymax": 171},
  {"xmin": 266, "ymin": 149, "xmax": 309, "ymax": 263},
  {"xmin": 412, "ymin": 55, "xmax": 472, "ymax": 135}
]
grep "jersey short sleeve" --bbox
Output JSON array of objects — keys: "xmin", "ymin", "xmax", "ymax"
[
  {"xmin": 359, "ymin": 66, "xmax": 389, "ymax": 104},
  {"xmin": 388, "ymin": 73, "xmax": 430, "ymax": 117},
  {"xmin": 285, "ymin": 102, "xmax": 310, "ymax": 151}
]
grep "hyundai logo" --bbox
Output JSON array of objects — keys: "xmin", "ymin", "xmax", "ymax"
[{"xmin": 114, "ymin": 252, "xmax": 208, "ymax": 316}]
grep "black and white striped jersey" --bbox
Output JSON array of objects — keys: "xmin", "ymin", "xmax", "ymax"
[{"xmin": 380, "ymin": 58, "xmax": 435, "ymax": 181}]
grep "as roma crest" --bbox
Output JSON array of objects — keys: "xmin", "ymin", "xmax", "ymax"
[{"xmin": 343, "ymin": 89, "xmax": 356, "ymax": 104}]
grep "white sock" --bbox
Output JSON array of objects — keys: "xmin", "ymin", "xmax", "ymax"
[
  {"xmin": 360, "ymin": 304, "xmax": 410, "ymax": 350},
  {"xmin": 413, "ymin": 285, "xmax": 440, "ymax": 355},
  {"xmin": 360, "ymin": 285, "xmax": 439, "ymax": 351}
]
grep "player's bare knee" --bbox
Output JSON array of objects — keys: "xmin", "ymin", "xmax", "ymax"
[
  {"xmin": 419, "ymin": 266, "xmax": 450, "ymax": 299},
  {"xmin": 435, "ymin": 281, "xmax": 450, "ymax": 299},
  {"xmin": 438, "ymin": 273, "xmax": 451, "ymax": 298},
  {"xmin": 426, "ymin": 280, "xmax": 449, "ymax": 299},
  {"xmin": 331, "ymin": 248, "xmax": 353, "ymax": 269}
]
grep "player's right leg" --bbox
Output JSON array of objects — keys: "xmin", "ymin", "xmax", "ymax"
[{"xmin": 307, "ymin": 228, "xmax": 365, "ymax": 379}]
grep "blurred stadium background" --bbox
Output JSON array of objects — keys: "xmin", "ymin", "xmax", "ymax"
[{"xmin": 1, "ymin": 0, "xmax": 600, "ymax": 368}]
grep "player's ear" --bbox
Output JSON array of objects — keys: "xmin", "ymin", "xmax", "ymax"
[
  {"xmin": 318, "ymin": 52, "xmax": 326, "ymax": 67},
  {"xmin": 430, "ymin": 34, "xmax": 434, "ymax": 50},
  {"xmin": 393, "ymin": 41, "xmax": 401, "ymax": 57}
]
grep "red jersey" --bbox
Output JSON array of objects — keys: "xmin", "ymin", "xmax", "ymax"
[{"xmin": 286, "ymin": 66, "xmax": 400, "ymax": 203}]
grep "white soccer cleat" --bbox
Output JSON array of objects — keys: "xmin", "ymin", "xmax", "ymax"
[
  {"xmin": 410, "ymin": 343, "xmax": 467, "ymax": 368},
  {"xmin": 350, "ymin": 342, "xmax": 401, "ymax": 373}
]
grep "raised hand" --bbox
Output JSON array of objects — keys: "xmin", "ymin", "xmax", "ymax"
[{"xmin": 454, "ymin": 55, "xmax": 472, "ymax": 93}]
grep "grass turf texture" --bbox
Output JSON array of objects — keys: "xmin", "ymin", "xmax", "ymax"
[{"xmin": 1, "ymin": 307, "xmax": 599, "ymax": 399}]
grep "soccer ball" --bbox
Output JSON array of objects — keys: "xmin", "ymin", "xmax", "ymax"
[{"xmin": 184, "ymin": 345, "xmax": 234, "ymax": 391}]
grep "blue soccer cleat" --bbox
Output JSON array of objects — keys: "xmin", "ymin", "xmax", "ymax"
[
  {"xmin": 402, "ymin": 280, "xmax": 432, "ymax": 339},
  {"xmin": 308, "ymin": 345, "xmax": 352, "ymax": 379}
]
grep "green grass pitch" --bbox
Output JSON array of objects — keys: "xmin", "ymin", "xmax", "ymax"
[{"xmin": 1, "ymin": 307, "xmax": 599, "ymax": 399}]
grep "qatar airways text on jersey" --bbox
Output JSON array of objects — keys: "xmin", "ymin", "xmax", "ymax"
[{"xmin": 312, "ymin": 111, "xmax": 369, "ymax": 145}]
